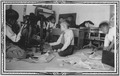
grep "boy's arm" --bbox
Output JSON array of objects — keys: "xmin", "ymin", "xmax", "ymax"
[
  {"xmin": 60, "ymin": 31, "xmax": 73, "ymax": 51},
  {"xmin": 6, "ymin": 25, "xmax": 22, "ymax": 42},
  {"xmin": 60, "ymin": 38, "xmax": 71, "ymax": 51},
  {"xmin": 49, "ymin": 34, "xmax": 63, "ymax": 46},
  {"xmin": 6, "ymin": 24, "xmax": 26, "ymax": 42},
  {"xmin": 107, "ymin": 38, "xmax": 114, "ymax": 51},
  {"xmin": 46, "ymin": 22, "xmax": 49, "ymax": 30},
  {"xmin": 104, "ymin": 37, "xmax": 114, "ymax": 51}
]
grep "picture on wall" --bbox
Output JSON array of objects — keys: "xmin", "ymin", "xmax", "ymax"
[{"xmin": 59, "ymin": 13, "xmax": 76, "ymax": 27}]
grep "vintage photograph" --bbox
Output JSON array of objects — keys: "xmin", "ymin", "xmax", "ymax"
[{"xmin": 0, "ymin": 0, "xmax": 119, "ymax": 75}]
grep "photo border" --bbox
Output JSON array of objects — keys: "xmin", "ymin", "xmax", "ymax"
[{"xmin": 1, "ymin": 0, "xmax": 119, "ymax": 75}]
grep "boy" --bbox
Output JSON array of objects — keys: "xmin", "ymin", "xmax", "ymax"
[
  {"xmin": 56, "ymin": 17, "xmax": 65, "ymax": 28},
  {"xmin": 6, "ymin": 9, "xmax": 26, "ymax": 59},
  {"xmin": 49, "ymin": 21, "xmax": 74, "ymax": 57},
  {"xmin": 99, "ymin": 21, "xmax": 115, "ymax": 52},
  {"xmin": 99, "ymin": 21, "xmax": 115, "ymax": 67}
]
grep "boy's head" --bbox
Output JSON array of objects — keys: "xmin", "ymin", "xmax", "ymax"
[
  {"xmin": 59, "ymin": 17, "xmax": 65, "ymax": 23},
  {"xmin": 47, "ymin": 16, "xmax": 55, "ymax": 24},
  {"xmin": 6, "ymin": 9, "xmax": 19, "ymax": 25},
  {"xmin": 60, "ymin": 21, "xmax": 69, "ymax": 31},
  {"xmin": 99, "ymin": 21, "xmax": 109, "ymax": 34}
]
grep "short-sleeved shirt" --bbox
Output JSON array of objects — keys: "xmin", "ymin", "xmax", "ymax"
[
  {"xmin": 6, "ymin": 25, "xmax": 21, "ymax": 42},
  {"xmin": 104, "ymin": 26, "xmax": 116, "ymax": 47},
  {"xmin": 61, "ymin": 29, "xmax": 74, "ymax": 45}
]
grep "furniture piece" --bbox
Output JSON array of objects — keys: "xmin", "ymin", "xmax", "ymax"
[
  {"xmin": 83, "ymin": 27, "xmax": 99, "ymax": 48},
  {"xmin": 73, "ymin": 27, "xmax": 88, "ymax": 49},
  {"xmin": 83, "ymin": 27, "xmax": 105, "ymax": 49}
]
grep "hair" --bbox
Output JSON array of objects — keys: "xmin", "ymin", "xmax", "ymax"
[
  {"xmin": 47, "ymin": 15, "xmax": 55, "ymax": 21},
  {"xmin": 6, "ymin": 9, "xmax": 19, "ymax": 22},
  {"xmin": 29, "ymin": 13, "xmax": 38, "ymax": 24},
  {"xmin": 99, "ymin": 21, "xmax": 109, "ymax": 28},
  {"xmin": 6, "ymin": 9, "xmax": 20, "ymax": 34},
  {"xmin": 60, "ymin": 20, "xmax": 70, "ymax": 28}
]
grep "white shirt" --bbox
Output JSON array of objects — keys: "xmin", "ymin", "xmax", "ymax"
[
  {"xmin": 104, "ymin": 26, "xmax": 115, "ymax": 47},
  {"xmin": 51, "ymin": 29, "xmax": 74, "ymax": 51},
  {"xmin": 6, "ymin": 25, "xmax": 21, "ymax": 42}
]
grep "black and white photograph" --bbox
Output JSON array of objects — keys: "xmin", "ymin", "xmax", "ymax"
[{"xmin": 0, "ymin": 0, "xmax": 120, "ymax": 76}]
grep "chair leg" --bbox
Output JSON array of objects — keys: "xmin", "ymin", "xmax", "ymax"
[{"xmin": 83, "ymin": 41, "xmax": 97, "ymax": 49}]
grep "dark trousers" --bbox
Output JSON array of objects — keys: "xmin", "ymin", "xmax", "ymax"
[
  {"xmin": 52, "ymin": 43, "xmax": 74, "ymax": 57},
  {"xmin": 102, "ymin": 50, "xmax": 114, "ymax": 67}
]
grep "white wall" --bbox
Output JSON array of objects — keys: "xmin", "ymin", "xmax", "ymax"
[
  {"xmin": 52, "ymin": 5, "xmax": 110, "ymax": 27},
  {"xmin": 26, "ymin": 5, "xmax": 36, "ymax": 15},
  {"xmin": 12, "ymin": 5, "xmax": 24, "ymax": 22},
  {"xmin": 11, "ymin": 5, "xmax": 110, "ymax": 27},
  {"xmin": 12, "ymin": 5, "xmax": 52, "ymax": 21},
  {"xmin": 12, "ymin": 5, "xmax": 36, "ymax": 22}
]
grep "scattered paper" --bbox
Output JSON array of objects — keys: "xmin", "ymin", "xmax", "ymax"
[{"xmin": 57, "ymin": 52, "xmax": 109, "ymax": 70}]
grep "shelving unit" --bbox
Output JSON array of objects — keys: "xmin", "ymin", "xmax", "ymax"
[{"xmin": 82, "ymin": 28, "xmax": 105, "ymax": 49}]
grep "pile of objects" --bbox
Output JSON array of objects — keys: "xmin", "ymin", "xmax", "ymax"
[
  {"xmin": 6, "ymin": 43, "xmax": 56, "ymax": 63},
  {"xmin": 57, "ymin": 52, "xmax": 109, "ymax": 70}
]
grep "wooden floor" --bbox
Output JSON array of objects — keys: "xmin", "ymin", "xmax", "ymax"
[{"xmin": 6, "ymin": 48, "xmax": 114, "ymax": 72}]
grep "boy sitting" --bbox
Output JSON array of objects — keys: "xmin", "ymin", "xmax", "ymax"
[
  {"xmin": 49, "ymin": 21, "xmax": 74, "ymax": 57},
  {"xmin": 6, "ymin": 9, "xmax": 26, "ymax": 59},
  {"xmin": 99, "ymin": 21, "xmax": 115, "ymax": 52},
  {"xmin": 99, "ymin": 21, "xmax": 115, "ymax": 67}
]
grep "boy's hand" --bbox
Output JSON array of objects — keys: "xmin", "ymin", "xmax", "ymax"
[
  {"xmin": 106, "ymin": 47, "xmax": 111, "ymax": 51},
  {"xmin": 53, "ymin": 49, "xmax": 57, "ymax": 52},
  {"xmin": 57, "ymin": 49, "xmax": 62, "ymax": 52},
  {"xmin": 49, "ymin": 43, "xmax": 52, "ymax": 46},
  {"xmin": 21, "ymin": 24, "xmax": 27, "ymax": 30},
  {"xmin": 104, "ymin": 47, "xmax": 111, "ymax": 51}
]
